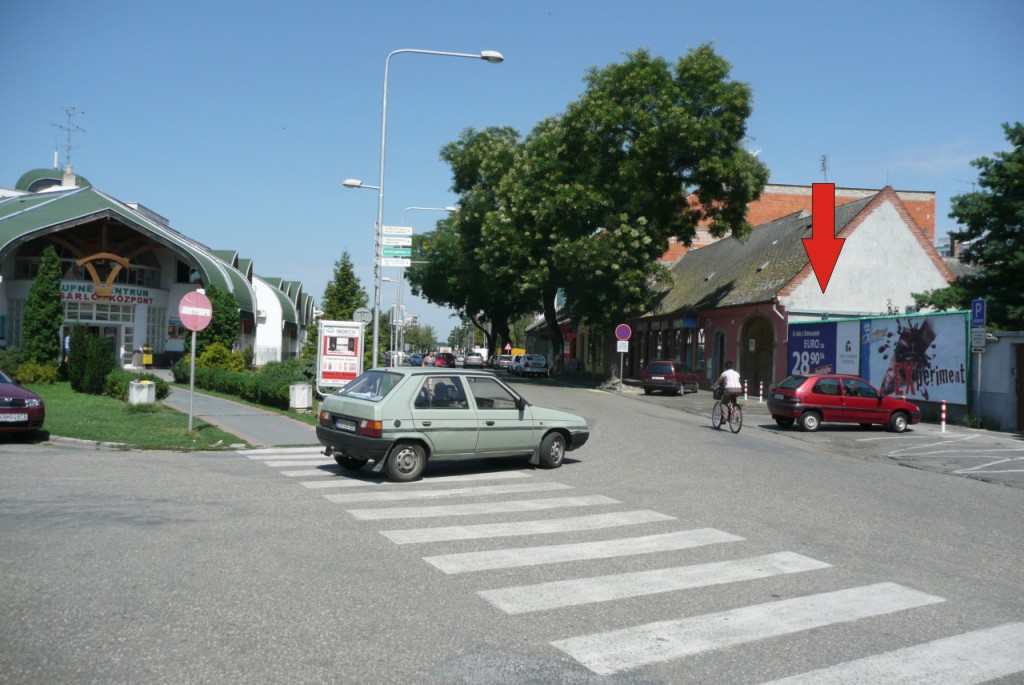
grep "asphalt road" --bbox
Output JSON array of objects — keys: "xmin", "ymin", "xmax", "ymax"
[{"xmin": 2, "ymin": 381, "xmax": 1023, "ymax": 684}]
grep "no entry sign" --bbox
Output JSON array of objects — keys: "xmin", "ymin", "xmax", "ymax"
[{"xmin": 179, "ymin": 290, "xmax": 213, "ymax": 332}]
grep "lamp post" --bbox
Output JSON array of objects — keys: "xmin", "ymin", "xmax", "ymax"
[
  {"xmin": 398, "ymin": 205, "xmax": 457, "ymax": 356},
  {"xmin": 360, "ymin": 48, "xmax": 503, "ymax": 369}
]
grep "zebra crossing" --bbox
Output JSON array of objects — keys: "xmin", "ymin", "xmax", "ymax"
[{"xmin": 242, "ymin": 446, "xmax": 1024, "ymax": 681}]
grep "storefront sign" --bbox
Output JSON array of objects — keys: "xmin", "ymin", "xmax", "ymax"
[{"xmin": 61, "ymin": 282, "xmax": 155, "ymax": 304}]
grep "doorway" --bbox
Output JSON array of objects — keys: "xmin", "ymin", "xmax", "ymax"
[{"xmin": 741, "ymin": 316, "xmax": 775, "ymax": 391}]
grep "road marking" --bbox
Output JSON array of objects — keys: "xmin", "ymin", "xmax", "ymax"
[
  {"xmin": 954, "ymin": 458, "xmax": 1024, "ymax": 474},
  {"xmin": 280, "ymin": 468, "xmax": 339, "ymax": 477},
  {"xmin": 324, "ymin": 482, "xmax": 571, "ymax": 504},
  {"xmin": 479, "ymin": 551, "xmax": 831, "ymax": 614},
  {"xmin": 265, "ymin": 459, "xmax": 332, "ymax": 467},
  {"xmin": 381, "ymin": 509, "xmax": 675, "ymax": 544},
  {"xmin": 301, "ymin": 470, "xmax": 533, "ymax": 489},
  {"xmin": 758, "ymin": 622, "xmax": 1024, "ymax": 684},
  {"xmin": 424, "ymin": 528, "xmax": 743, "ymax": 574},
  {"xmin": 551, "ymin": 582, "xmax": 944, "ymax": 676},
  {"xmin": 347, "ymin": 495, "xmax": 621, "ymax": 520},
  {"xmin": 242, "ymin": 447, "xmax": 324, "ymax": 458}
]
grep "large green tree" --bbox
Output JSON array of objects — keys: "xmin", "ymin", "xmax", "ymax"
[
  {"xmin": 22, "ymin": 244, "xmax": 64, "ymax": 364},
  {"xmin": 184, "ymin": 284, "xmax": 240, "ymax": 358},
  {"xmin": 915, "ymin": 122, "xmax": 1024, "ymax": 330},
  {"xmin": 301, "ymin": 251, "xmax": 370, "ymax": 359}
]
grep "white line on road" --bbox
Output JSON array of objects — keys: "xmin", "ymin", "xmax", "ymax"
[
  {"xmin": 480, "ymin": 551, "xmax": 831, "ymax": 614},
  {"xmin": 381, "ymin": 509, "xmax": 676, "ymax": 544},
  {"xmin": 265, "ymin": 459, "xmax": 333, "ymax": 467},
  {"xmin": 242, "ymin": 447, "xmax": 325, "ymax": 458},
  {"xmin": 346, "ymin": 495, "xmax": 621, "ymax": 520},
  {"xmin": 324, "ymin": 482, "xmax": 571, "ymax": 504},
  {"xmin": 280, "ymin": 468, "xmax": 339, "ymax": 477},
  {"xmin": 757, "ymin": 622, "xmax": 1024, "ymax": 684},
  {"xmin": 551, "ymin": 582, "xmax": 944, "ymax": 676},
  {"xmin": 424, "ymin": 528, "xmax": 744, "ymax": 574},
  {"xmin": 301, "ymin": 470, "xmax": 533, "ymax": 489}
]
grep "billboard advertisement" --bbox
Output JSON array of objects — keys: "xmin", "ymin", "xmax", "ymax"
[
  {"xmin": 317, "ymin": 320, "xmax": 364, "ymax": 389},
  {"xmin": 788, "ymin": 312, "xmax": 968, "ymax": 404}
]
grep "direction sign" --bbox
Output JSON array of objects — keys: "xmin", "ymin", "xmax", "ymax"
[
  {"xmin": 382, "ymin": 225, "xmax": 413, "ymax": 236},
  {"xmin": 382, "ymin": 257, "xmax": 411, "ymax": 267},
  {"xmin": 382, "ymin": 235, "xmax": 412, "ymax": 247},
  {"xmin": 971, "ymin": 298, "xmax": 986, "ymax": 328},
  {"xmin": 178, "ymin": 290, "xmax": 213, "ymax": 332},
  {"xmin": 615, "ymin": 323, "xmax": 632, "ymax": 341},
  {"xmin": 353, "ymin": 307, "xmax": 372, "ymax": 323},
  {"xmin": 382, "ymin": 246, "xmax": 412, "ymax": 257}
]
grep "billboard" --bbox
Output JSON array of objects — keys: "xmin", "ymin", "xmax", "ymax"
[
  {"xmin": 788, "ymin": 312, "xmax": 968, "ymax": 404},
  {"xmin": 317, "ymin": 320, "xmax": 365, "ymax": 389}
]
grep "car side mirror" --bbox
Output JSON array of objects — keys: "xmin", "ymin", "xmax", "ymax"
[{"xmin": 516, "ymin": 397, "xmax": 527, "ymax": 411}]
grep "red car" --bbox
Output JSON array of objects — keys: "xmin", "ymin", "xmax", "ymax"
[
  {"xmin": 640, "ymin": 360, "xmax": 700, "ymax": 395},
  {"xmin": 767, "ymin": 374, "xmax": 920, "ymax": 432},
  {"xmin": 0, "ymin": 369, "xmax": 46, "ymax": 434},
  {"xmin": 433, "ymin": 352, "xmax": 457, "ymax": 368}
]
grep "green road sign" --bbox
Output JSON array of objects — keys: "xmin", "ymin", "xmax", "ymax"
[{"xmin": 382, "ymin": 247, "xmax": 412, "ymax": 257}]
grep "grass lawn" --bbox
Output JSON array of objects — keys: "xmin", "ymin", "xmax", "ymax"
[{"xmin": 26, "ymin": 382, "xmax": 247, "ymax": 450}]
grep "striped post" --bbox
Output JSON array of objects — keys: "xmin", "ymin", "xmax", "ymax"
[
  {"xmin": 743, "ymin": 379, "xmax": 748, "ymax": 401},
  {"xmin": 759, "ymin": 381, "xmax": 764, "ymax": 403},
  {"xmin": 941, "ymin": 400, "xmax": 947, "ymax": 432}
]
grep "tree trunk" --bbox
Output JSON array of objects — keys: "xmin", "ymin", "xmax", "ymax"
[{"xmin": 543, "ymin": 287, "xmax": 564, "ymax": 373}]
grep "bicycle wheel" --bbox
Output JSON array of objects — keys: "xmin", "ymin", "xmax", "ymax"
[
  {"xmin": 728, "ymin": 404, "xmax": 743, "ymax": 433},
  {"xmin": 711, "ymin": 401, "xmax": 724, "ymax": 429}
]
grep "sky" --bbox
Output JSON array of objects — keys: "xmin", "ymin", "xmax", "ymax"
[{"xmin": 2, "ymin": 0, "xmax": 1021, "ymax": 338}]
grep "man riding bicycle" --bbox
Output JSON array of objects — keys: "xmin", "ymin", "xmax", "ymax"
[{"xmin": 713, "ymin": 361, "xmax": 742, "ymax": 411}]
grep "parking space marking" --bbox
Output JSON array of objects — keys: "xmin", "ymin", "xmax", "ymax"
[
  {"xmin": 423, "ymin": 528, "xmax": 743, "ymax": 574},
  {"xmin": 479, "ymin": 551, "xmax": 831, "ymax": 614},
  {"xmin": 346, "ymin": 494, "xmax": 621, "ymax": 520},
  {"xmin": 324, "ymin": 481, "xmax": 571, "ymax": 504}
]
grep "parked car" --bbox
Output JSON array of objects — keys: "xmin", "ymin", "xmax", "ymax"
[
  {"xmin": 767, "ymin": 374, "xmax": 921, "ymax": 432},
  {"xmin": 408, "ymin": 353, "xmax": 424, "ymax": 366},
  {"xmin": 317, "ymin": 367, "xmax": 590, "ymax": 481},
  {"xmin": 463, "ymin": 352, "xmax": 485, "ymax": 368},
  {"xmin": 508, "ymin": 354, "xmax": 526, "ymax": 375},
  {"xmin": 640, "ymin": 361, "xmax": 699, "ymax": 395},
  {"xmin": 495, "ymin": 354, "xmax": 513, "ymax": 371},
  {"xmin": 434, "ymin": 352, "xmax": 457, "ymax": 368},
  {"xmin": 0, "ymin": 369, "xmax": 45, "ymax": 434},
  {"xmin": 515, "ymin": 354, "xmax": 549, "ymax": 377}
]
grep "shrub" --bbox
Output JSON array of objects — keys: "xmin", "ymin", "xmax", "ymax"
[
  {"xmin": 67, "ymin": 324, "xmax": 90, "ymax": 392},
  {"xmin": 105, "ymin": 368, "xmax": 171, "ymax": 402},
  {"xmin": 0, "ymin": 347, "xmax": 24, "ymax": 374},
  {"xmin": 197, "ymin": 342, "xmax": 245, "ymax": 371},
  {"xmin": 82, "ymin": 336, "xmax": 116, "ymax": 395},
  {"xmin": 13, "ymin": 360, "xmax": 59, "ymax": 384}
]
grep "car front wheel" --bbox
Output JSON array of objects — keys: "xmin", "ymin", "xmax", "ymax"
[
  {"xmin": 385, "ymin": 443, "xmax": 425, "ymax": 482},
  {"xmin": 799, "ymin": 411, "xmax": 821, "ymax": 432},
  {"xmin": 538, "ymin": 432, "xmax": 566, "ymax": 469},
  {"xmin": 889, "ymin": 412, "xmax": 909, "ymax": 433}
]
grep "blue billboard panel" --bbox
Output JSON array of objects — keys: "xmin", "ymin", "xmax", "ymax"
[{"xmin": 787, "ymin": 323, "xmax": 838, "ymax": 375}]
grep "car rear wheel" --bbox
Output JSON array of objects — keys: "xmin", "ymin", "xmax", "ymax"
[
  {"xmin": 385, "ymin": 443, "xmax": 425, "ymax": 482},
  {"xmin": 643, "ymin": 388, "xmax": 652, "ymax": 395},
  {"xmin": 774, "ymin": 416, "xmax": 795, "ymax": 428},
  {"xmin": 538, "ymin": 432, "xmax": 566, "ymax": 469},
  {"xmin": 799, "ymin": 411, "xmax": 821, "ymax": 432},
  {"xmin": 334, "ymin": 455, "xmax": 368, "ymax": 470},
  {"xmin": 889, "ymin": 412, "xmax": 909, "ymax": 433},
  {"xmin": 675, "ymin": 383, "xmax": 684, "ymax": 396}
]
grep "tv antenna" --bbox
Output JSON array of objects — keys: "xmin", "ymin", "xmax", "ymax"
[{"xmin": 51, "ymin": 107, "xmax": 86, "ymax": 169}]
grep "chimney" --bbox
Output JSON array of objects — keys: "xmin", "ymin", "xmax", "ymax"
[{"xmin": 61, "ymin": 165, "xmax": 77, "ymax": 188}]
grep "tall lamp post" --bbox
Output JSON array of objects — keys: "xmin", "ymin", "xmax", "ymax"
[
  {"xmin": 398, "ymin": 205, "xmax": 457, "ymax": 356},
  {"xmin": 355, "ymin": 48, "xmax": 503, "ymax": 369}
]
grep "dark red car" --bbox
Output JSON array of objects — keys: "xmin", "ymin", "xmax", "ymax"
[
  {"xmin": 767, "ymin": 374, "xmax": 920, "ymax": 432},
  {"xmin": 0, "ymin": 369, "xmax": 46, "ymax": 434},
  {"xmin": 640, "ymin": 360, "xmax": 700, "ymax": 395},
  {"xmin": 434, "ymin": 352, "xmax": 457, "ymax": 368}
]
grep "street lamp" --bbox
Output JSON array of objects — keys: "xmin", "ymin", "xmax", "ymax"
[
  {"xmin": 364, "ymin": 48, "xmax": 503, "ymax": 369},
  {"xmin": 396, "ymin": 205, "xmax": 458, "ymax": 355}
]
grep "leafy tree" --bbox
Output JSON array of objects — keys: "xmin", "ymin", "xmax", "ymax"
[
  {"xmin": 22, "ymin": 244, "xmax": 63, "ymax": 364},
  {"xmin": 183, "ymin": 284, "xmax": 240, "ymax": 359},
  {"xmin": 67, "ymin": 324, "xmax": 90, "ymax": 392},
  {"xmin": 320, "ymin": 251, "xmax": 368, "ymax": 320},
  {"xmin": 914, "ymin": 122, "xmax": 1024, "ymax": 329},
  {"xmin": 402, "ymin": 323, "xmax": 436, "ymax": 353}
]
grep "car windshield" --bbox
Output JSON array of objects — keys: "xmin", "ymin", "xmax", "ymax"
[
  {"xmin": 336, "ymin": 370, "xmax": 403, "ymax": 401},
  {"xmin": 777, "ymin": 375, "xmax": 808, "ymax": 389}
]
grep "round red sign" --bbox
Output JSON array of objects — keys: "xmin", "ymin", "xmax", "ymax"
[
  {"xmin": 614, "ymin": 323, "xmax": 632, "ymax": 341},
  {"xmin": 179, "ymin": 290, "xmax": 213, "ymax": 332}
]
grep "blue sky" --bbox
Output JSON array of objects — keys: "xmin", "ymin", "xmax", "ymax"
[{"xmin": 2, "ymin": 0, "xmax": 1021, "ymax": 337}]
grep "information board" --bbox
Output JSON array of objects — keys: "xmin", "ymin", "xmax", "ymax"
[{"xmin": 317, "ymin": 320, "xmax": 365, "ymax": 389}]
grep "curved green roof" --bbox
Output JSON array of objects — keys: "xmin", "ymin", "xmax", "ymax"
[{"xmin": 15, "ymin": 168, "xmax": 91, "ymax": 192}]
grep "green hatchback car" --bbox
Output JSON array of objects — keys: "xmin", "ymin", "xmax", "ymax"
[{"xmin": 316, "ymin": 367, "xmax": 590, "ymax": 482}]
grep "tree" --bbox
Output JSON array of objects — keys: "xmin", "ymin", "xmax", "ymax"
[
  {"xmin": 914, "ymin": 122, "xmax": 1024, "ymax": 330},
  {"xmin": 67, "ymin": 323, "xmax": 90, "ymax": 392},
  {"xmin": 402, "ymin": 323, "xmax": 436, "ymax": 353},
  {"xmin": 320, "ymin": 251, "xmax": 368, "ymax": 320},
  {"xmin": 22, "ymin": 244, "xmax": 63, "ymax": 364},
  {"xmin": 183, "ymin": 284, "xmax": 240, "ymax": 359}
]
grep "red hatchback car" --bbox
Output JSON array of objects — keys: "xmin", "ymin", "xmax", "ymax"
[
  {"xmin": 0, "ymin": 369, "xmax": 45, "ymax": 435},
  {"xmin": 433, "ymin": 352, "xmax": 457, "ymax": 368},
  {"xmin": 640, "ymin": 360, "xmax": 700, "ymax": 395},
  {"xmin": 767, "ymin": 374, "xmax": 920, "ymax": 432}
]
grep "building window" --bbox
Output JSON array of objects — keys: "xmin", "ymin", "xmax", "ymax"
[
  {"xmin": 7, "ymin": 300, "xmax": 24, "ymax": 348},
  {"xmin": 148, "ymin": 307, "xmax": 167, "ymax": 353}
]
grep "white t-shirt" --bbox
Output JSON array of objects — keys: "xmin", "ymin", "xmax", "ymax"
[{"xmin": 721, "ymin": 368, "xmax": 741, "ymax": 390}]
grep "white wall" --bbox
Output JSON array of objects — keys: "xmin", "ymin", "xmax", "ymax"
[{"xmin": 252, "ymin": 277, "xmax": 284, "ymax": 366}]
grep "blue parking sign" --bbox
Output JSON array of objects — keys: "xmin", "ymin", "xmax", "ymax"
[{"xmin": 971, "ymin": 299, "xmax": 986, "ymax": 327}]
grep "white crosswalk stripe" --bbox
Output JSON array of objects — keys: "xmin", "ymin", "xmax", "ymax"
[
  {"xmin": 758, "ymin": 622, "xmax": 1024, "ymax": 684},
  {"xmin": 479, "ymin": 551, "xmax": 831, "ymax": 614},
  {"xmin": 242, "ymin": 447, "xmax": 324, "ymax": 458},
  {"xmin": 301, "ymin": 470, "xmax": 533, "ymax": 489},
  {"xmin": 424, "ymin": 528, "xmax": 743, "ymax": 574},
  {"xmin": 280, "ymin": 468, "xmax": 339, "ymax": 477},
  {"xmin": 346, "ymin": 494, "xmax": 621, "ymax": 520},
  {"xmin": 265, "ymin": 459, "xmax": 333, "ymax": 467},
  {"xmin": 324, "ymin": 481, "xmax": 572, "ymax": 504},
  {"xmin": 551, "ymin": 582, "xmax": 945, "ymax": 676},
  {"xmin": 381, "ymin": 509, "xmax": 675, "ymax": 544}
]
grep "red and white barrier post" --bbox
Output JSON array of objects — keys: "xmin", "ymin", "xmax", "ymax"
[
  {"xmin": 759, "ymin": 381, "xmax": 764, "ymax": 403},
  {"xmin": 743, "ymin": 379, "xmax": 748, "ymax": 402},
  {"xmin": 941, "ymin": 400, "xmax": 947, "ymax": 432}
]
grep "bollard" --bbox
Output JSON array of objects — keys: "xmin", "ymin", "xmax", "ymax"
[
  {"xmin": 759, "ymin": 381, "xmax": 764, "ymax": 403},
  {"xmin": 941, "ymin": 400, "xmax": 946, "ymax": 432},
  {"xmin": 743, "ymin": 379, "xmax": 748, "ymax": 402}
]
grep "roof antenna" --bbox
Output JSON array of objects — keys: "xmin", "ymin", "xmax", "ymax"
[
  {"xmin": 51, "ymin": 107, "xmax": 86, "ymax": 170},
  {"xmin": 820, "ymin": 154, "xmax": 828, "ymax": 182}
]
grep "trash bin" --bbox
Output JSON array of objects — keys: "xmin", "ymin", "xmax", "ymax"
[
  {"xmin": 289, "ymin": 382, "xmax": 313, "ymax": 413},
  {"xmin": 128, "ymin": 379, "xmax": 156, "ymax": 405},
  {"xmin": 142, "ymin": 346, "xmax": 154, "ymax": 368}
]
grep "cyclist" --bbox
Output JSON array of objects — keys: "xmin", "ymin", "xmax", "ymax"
[{"xmin": 713, "ymin": 361, "xmax": 743, "ymax": 416}]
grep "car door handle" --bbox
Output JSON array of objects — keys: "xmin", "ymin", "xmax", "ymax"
[
  {"xmin": 422, "ymin": 421, "xmax": 431, "ymax": 426},
  {"xmin": 485, "ymin": 420, "xmax": 495, "ymax": 426}
]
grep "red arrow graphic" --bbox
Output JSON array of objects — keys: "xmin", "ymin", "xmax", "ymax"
[{"xmin": 802, "ymin": 183, "xmax": 845, "ymax": 293}]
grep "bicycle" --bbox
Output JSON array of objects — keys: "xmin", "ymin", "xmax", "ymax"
[{"xmin": 711, "ymin": 387, "xmax": 743, "ymax": 434}]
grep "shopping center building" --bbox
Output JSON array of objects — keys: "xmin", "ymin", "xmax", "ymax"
[{"xmin": 0, "ymin": 166, "xmax": 314, "ymax": 367}]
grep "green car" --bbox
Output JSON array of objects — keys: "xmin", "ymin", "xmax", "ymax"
[{"xmin": 316, "ymin": 367, "xmax": 590, "ymax": 482}]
